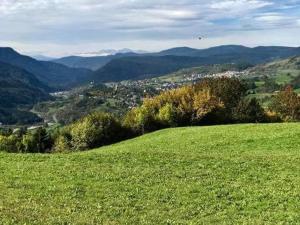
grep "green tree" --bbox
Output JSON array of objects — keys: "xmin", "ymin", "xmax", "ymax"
[
  {"xmin": 157, "ymin": 103, "xmax": 178, "ymax": 127},
  {"xmin": 234, "ymin": 98, "xmax": 267, "ymax": 123},
  {"xmin": 270, "ymin": 86, "xmax": 300, "ymax": 121},
  {"xmin": 0, "ymin": 135, "xmax": 21, "ymax": 153},
  {"xmin": 22, "ymin": 127, "xmax": 53, "ymax": 153},
  {"xmin": 70, "ymin": 112, "xmax": 124, "ymax": 151}
]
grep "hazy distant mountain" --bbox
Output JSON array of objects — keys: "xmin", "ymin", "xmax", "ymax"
[
  {"xmin": 92, "ymin": 45, "xmax": 300, "ymax": 83},
  {"xmin": 156, "ymin": 47, "xmax": 201, "ymax": 56},
  {"xmin": 54, "ymin": 45, "xmax": 300, "ymax": 72},
  {"xmin": 0, "ymin": 62, "xmax": 51, "ymax": 124},
  {"xmin": 0, "ymin": 47, "xmax": 92, "ymax": 90},
  {"xmin": 76, "ymin": 48, "xmax": 148, "ymax": 57},
  {"xmin": 53, "ymin": 52, "xmax": 139, "ymax": 70},
  {"xmin": 32, "ymin": 55, "xmax": 56, "ymax": 61}
]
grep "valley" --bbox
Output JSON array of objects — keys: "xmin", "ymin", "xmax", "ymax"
[
  {"xmin": 31, "ymin": 56, "xmax": 300, "ymax": 126},
  {"xmin": 0, "ymin": 45, "xmax": 300, "ymax": 128}
]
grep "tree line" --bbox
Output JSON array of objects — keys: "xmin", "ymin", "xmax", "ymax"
[{"xmin": 0, "ymin": 77, "xmax": 299, "ymax": 153}]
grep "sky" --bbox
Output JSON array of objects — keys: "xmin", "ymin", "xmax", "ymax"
[{"xmin": 0, "ymin": 0, "xmax": 300, "ymax": 57}]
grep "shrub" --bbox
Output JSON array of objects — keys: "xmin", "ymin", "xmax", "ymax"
[
  {"xmin": 0, "ymin": 135, "xmax": 21, "ymax": 153},
  {"xmin": 195, "ymin": 77, "xmax": 246, "ymax": 110},
  {"xmin": 21, "ymin": 127, "xmax": 53, "ymax": 153},
  {"xmin": 233, "ymin": 98, "xmax": 267, "ymax": 123},
  {"xmin": 123, "ymin": 77, "xmax": 249, "ymax": 133},
  {"xmin": 123, "ymin": 102, "xmax": 165, "ymax": 134},
  {"xmin": 193, "ymin": 77, "xmax": 247, "ymax": 123},
  {"xmin": 193, "ymin": 90, "xmax": 224, "ymax": 122},
  {"xmin": 69, "ymin": 112, "xmax": 126, "ymax": 151},
  {"xmin": 0, "ymin": 128, "xmax": 13, "ymax": 136},
  {"xmin": 270, "ymin": 86, "xmax": 300, "ymax": 121},
  {"xmin": 53, "ymin": 134, "xmax": 71, "ymax": 153},
  {"xmin": 157, "ymin": 103, "xmax": 178, "ymax": 127}
]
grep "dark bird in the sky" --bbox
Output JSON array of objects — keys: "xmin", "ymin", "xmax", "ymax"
[{"xmin": 198, "ymin": 37, "xmax": 203, "ymax": 40}]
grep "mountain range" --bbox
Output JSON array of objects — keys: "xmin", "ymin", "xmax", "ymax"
[
  {"xmin": 0, "ymin": 47, "xmax": 92, "ymax": 90},
  {"xmin": 91, "ymin": 45, "xmax": 300, "ymax": 83},
  {"xmin": 1, "ymin": 45, "xmax": 300, "ymax": 89},
  {"xmin": 50, "ymin": 45, "xmax": 300, "ymax": 83},
  {"xmin": 54, "ymin": 45, "xmax": 300, "ymax": 72}
]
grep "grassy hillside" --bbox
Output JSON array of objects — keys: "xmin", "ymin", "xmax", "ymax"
[
  {"xmin": 248, "ymin": 56, "xmax": 300, "ymax": 85},
  {"xmin": 1, "ymin": 124, "xmax": 300, "ymax": 224}
]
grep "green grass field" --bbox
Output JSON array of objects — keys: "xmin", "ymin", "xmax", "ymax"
[{"xmin": 1, "ymin": 124, "xmax": 300, "ymax": 224}]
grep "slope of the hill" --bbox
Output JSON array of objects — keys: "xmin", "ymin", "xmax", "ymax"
[
  {"xmin": 0, "ymin": 62, "xmax": 50, "ymax": 124},
  {"xmin": 248, "ymin": 56, "xmax": 300, "ymax": 84},
  {"xmin": 0, "ymin": 47, "xmax": 92, "ymax": 89},
  {"xmin": 0, "ymin": 62, "xmax": 50, "ymax": 106},
  {"xmin": 0, "ymin": 123, "xmax": 300, "ymax": 224}
]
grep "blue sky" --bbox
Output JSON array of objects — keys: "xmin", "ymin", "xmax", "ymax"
[{"xmin": 0, "ymin": 0, "xmax": 300, "ymax": 56}]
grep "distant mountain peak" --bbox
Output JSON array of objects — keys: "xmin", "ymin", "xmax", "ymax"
[
  {"xmin": 32, "ymin": 55, "xmax": 56, "ymax": 61},
  {"xmin": 76, "ymin": 48, "xmax": 148, "ymax": 57},
  {"xmin": 0, "ymin": 47, "xmax": 20, "ymax": 56}
]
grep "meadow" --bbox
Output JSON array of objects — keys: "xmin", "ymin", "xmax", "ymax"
[{"xmin": 0, "ymin": 123, "xmax": 300, "ymax": 224}]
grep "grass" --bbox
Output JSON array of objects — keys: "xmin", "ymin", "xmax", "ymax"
[{"xmin": 1, "ymin": 123, "xmax": 300, "ymax": 224}]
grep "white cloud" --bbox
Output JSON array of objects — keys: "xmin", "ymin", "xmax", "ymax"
[
  {"xmin": 255, "ymin": 14, "xmax": 285, "ymax": 22},
  {"xmin": 210, "ymin": 0, "xmax": 273, "ymax": 10},
  {"xmin": 0, "ymin": 0, "xmax": 299, "ymax": 56}
]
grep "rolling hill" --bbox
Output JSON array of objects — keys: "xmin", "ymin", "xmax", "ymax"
[
  {"xmin": 156, "ymin": 45, "xmax": 250, "ymax": 57},
  {"xmin": 157, "ymin": 45, "xmax": 300, "ymax": 59},
  {"xmin": 0, "ymin": 47, "xmax": 92, "ymax": 90},
  {"xmin": 0, "ymin": 62, "xmax": 50, "ymax": 124},
  {"xmin": 0, "ymin": 123, "xmax": 300, "ymax": 224},
  {"xmin": 247, "ymin": 56, "xmax": 300, "ymax": 84}
]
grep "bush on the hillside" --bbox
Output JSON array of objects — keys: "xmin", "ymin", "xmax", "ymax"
[
  {"xmin": 270, "ymin": 86, "xmax": 300, "ymax": 121},
  {"xmin": 0, "ymin": 128, "xmax": 13, "ymax": 136},
  {"xmin": 290, "ymin": 73, "xmax": 300, "ymax": 89},
  {"xmin": 193, "ymin": 90, "xmax": 224, "ymax": 121},
  {"xmin": 0, "ymin": 135, "xmax": 21, "ymax": 153},
  {"xmin": 195, "ymin": 77, "xmax": 246, "ymax": 109},
  {"xmin": 194, "ymin": 77, "xmax": 247, "ymax": 122},
  {"xmin": 22, "ymin": 127, "xmax": 53, "ymax": 153},
  {"xmin": 233, "ymin": 98, "xmax": 267, "ymax": 123},
  {"xmin": 259, "ymin": 77, "xmax": 281, "ymax": 93},
  {"xmin": 53, "ymin": 133, "xmax": 71, "ymax": 153},
  {"xmin": 265, "ymin": 111, "xmax": 282, "ymax": 123},
  {"xmin": 157, "ymin": 103, "xmax": 178, "ymax": 127},
  {"xmin": 123, "ymin": 78, "xmax": 245, "ymax": 133},
  {"xmin": 68, "ymin": 112, "xmax": 128, "ymax": 151}
]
